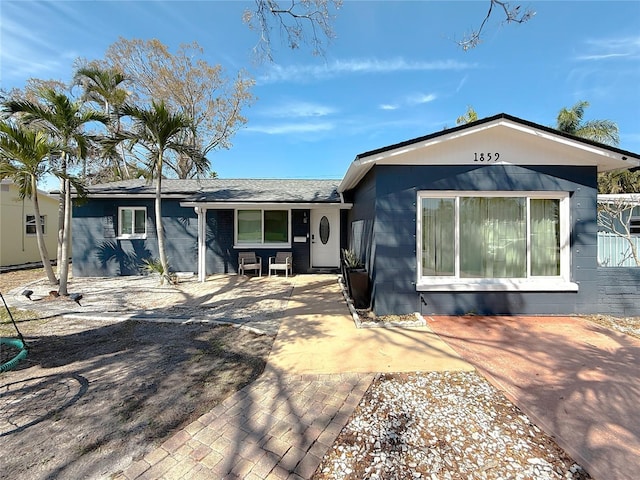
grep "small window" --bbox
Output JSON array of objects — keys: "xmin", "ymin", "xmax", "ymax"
[
  {"xmin": 236, "ymin": 209, "xmax": 290, "ymax": 246},
  {"xmin": 25, "ymin": 215, "xmax": 46, "ymax": 235},
  {"xmin": 630, "ymin": 217, "xmax": 640, "ymax": 236},
  {"xmin": 118, "ymin": 207, "xmax": 147, "ymax": 238}
]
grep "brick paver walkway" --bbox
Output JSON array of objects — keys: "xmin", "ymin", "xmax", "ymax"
[{"xmin": 119, "ymin": 366, "xmax": 373, "ymax": 479}]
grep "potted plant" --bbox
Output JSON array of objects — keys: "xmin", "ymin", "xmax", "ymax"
[{"xmin": 341, "ymin": 249, "xmax": 370, "ymax": 309}]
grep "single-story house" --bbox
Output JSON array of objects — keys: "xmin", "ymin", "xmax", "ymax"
[
  {"xmin": 1, "ymin": 179, "xmax": 59, "ymax": 269},
  {"xmin": 72, "ymin": 114, "xmax": 640, "ymax": 316}
]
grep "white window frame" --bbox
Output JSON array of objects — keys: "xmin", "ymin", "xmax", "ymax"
[
  {"xmin": 117, "ymin": 206, "xmax": 147, "ymax": 239},
  {"xmin": 416, "ymin": 191, "xmax": 577, "ymax": 292},
  {"xmin": 25, "ymin": 215, "xmax": 46, "ymax": 236},
  {"xmin": 234, "ymin": 208, "xmax": 291, "ymax": 248},
  {"xmin": 630, "ymin": 216, "xmax": 640, "ymax": 236}
]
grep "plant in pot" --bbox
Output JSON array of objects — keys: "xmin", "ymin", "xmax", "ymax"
[{"xmin": 341, "ymin": 249, "xmax": 370, "ymax": 309}]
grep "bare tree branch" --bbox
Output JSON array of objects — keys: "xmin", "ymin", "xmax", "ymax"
[
  {"xmin": 244, "ymin": 0, "xmax": 341, "ymax": 62},
  {"xmin": 457, "ymin": 0, "xmax": 535, "ymax": 51}
]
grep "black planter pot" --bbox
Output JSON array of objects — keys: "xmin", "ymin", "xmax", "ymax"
[{"xmin": 347, "ymin": 268, "xmax": 370, "ymax": 309}]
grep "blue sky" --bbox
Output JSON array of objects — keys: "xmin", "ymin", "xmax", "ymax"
[{"xmin": 2, "ymin": 1, "xmax": 639, "ymax": 183}]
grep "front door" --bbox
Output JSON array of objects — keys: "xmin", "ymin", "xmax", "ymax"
[{"xmin": 311, "ymin": 208, "xmax": 340, "ymax": 268}]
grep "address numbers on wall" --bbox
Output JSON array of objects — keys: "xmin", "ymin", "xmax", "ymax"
[{"xmin": 473, "ymin": 152, "xmax": 501, "ymax": 162}]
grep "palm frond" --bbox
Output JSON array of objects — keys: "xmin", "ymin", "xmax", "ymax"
[{"xmin": 576, "ymin": 120, "xmax": 620, "ymax": 146}]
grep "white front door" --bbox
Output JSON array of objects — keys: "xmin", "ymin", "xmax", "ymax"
[{"xmin": 311, "ymin": 208, "xmax": 340, "ymax": 268}]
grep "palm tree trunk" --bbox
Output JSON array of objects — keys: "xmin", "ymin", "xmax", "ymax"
[
  {"xmin": 56, "ymin": 152, "xmax": 68, "ymax": 276},
  {"xmin": 31, "ymin": 177, "xmax": 58, "ymax": 285},
  {"xmin": 155, "ymin": 154, "xmax": 169, "ymax": 284},
  {"xmin": 58, "ymin": 178, "xmax": 72, "ymax": 295},
  {"xmin": 56, "ymin": 176, "xmax": 65, "ymax": 275}
]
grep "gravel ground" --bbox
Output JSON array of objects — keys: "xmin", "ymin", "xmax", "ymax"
[
  {"xmin": 315, "ymin": 371, "xmax": 590, "ymax": 480},
  {"xmin": 4, "ymin": 269, "xmax": 637, "ymax": 479},
  {"xmin": 583, "ymin": 314, "xmax": 640, "ymax": 340}
]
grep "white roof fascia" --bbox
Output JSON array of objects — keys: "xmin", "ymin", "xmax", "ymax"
[{"xmin": 598, "ymin": 193, "xmax": 640, "ymax": 205}]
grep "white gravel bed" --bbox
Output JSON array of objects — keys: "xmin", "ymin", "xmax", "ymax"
[{"xmin": 315, "ymin": 371, "xmax": 590, "ymax": 480}]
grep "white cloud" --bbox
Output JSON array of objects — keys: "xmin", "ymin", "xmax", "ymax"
[
  {"xmin": 258, "ymin": 58, "xmax": 477, "ymax": 84},
  {"xmin": 407, "ymin": 93, "xmax": 437, "ymax": 105},
  {"xmin": 456, "ymin": 75, "xmax": 469, "ymax": 93},
  {"xmin": 262, "ymin": 101, "xmax": 337, "ymax": 118},
  {"xmin": 378, "ymin": 92, "xmax": 437, "ymax": 111},
  {"xmin": 575, "ymin": 35, "xmax": 640, "ymax": 61},
  {"xmin": 0, "ymin": 3, "xmax": 82, "ymax": 84},
  {"xmin": 246, "ymin": 122, "xmax": 335, "ymax": 135}
]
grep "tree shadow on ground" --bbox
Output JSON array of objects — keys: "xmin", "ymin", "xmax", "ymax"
[
  {"xmin": 428, "ymin": 315, "xmax": 640, "ymax": 480},
  {"xmin": 0, "ymin": 319, "xmax": 272, "ymax": 479}
]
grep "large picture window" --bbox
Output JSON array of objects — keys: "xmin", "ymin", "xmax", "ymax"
[
  {"xmin": 118, "ymin": 207, "xmax": 147, "ymax": 238},
  {"xmin": 236, "ymin": 209, "xmax": 289, "ymax": 246},
  {"xmin": 25, "ymin": 215, "xmax": 46, "ymax": 235},
  {"xmin": 418, "ymin": 192, "xmax": 572, "ymax": 290}
]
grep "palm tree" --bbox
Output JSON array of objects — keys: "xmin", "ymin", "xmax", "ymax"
[
  {"xmin": 3, "ymin": 88, "xmax": 108, "ymax": 295},
  {"xmin": 556, "ymin": 100, "xmax": 619, "ymax": 146},
  {"xmin": 456, "ymin": 106, "xmax": 478, "ymax": 125},
  {"xmin": 119, "ymin": 101, "xmax": 207, "ymax": 281},
  {"xmin": 0, "ymin": 121, "xmax": 60, "ymax": 284},
  {"xmin": 74, "ymin": 66, "xmax": 132, "ymax": 182},
  {"xmin": 554, "ymin": 100, "xmax": 638, "ymax": 193}
]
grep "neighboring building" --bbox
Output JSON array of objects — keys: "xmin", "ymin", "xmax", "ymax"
[
  {"xmin": 0, "ymin": 179, "xmax": 58, "ymax": 268},
  {"xmin": 597, "ymin": 193, "xmax": 640, "ymax": 267},
  {"xmin": 72, "ymin": 114, "xmax": 640, "ymax": 316}
]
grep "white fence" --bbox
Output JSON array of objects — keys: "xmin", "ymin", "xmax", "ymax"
[{"xmin": 598, "ymin": 232, "xmax": 640, "ymax": 267}]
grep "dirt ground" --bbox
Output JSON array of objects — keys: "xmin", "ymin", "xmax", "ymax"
[
  {"xmin": 2, "ymin": 268, "xmax": 639, "ymax": 480},
  {"xmin": 0, "ymin": 268, "xmax": 274, "ymax": 479}
]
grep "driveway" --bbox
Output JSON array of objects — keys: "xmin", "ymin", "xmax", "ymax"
[{"xmin": 428, "ymin": 315, "xmax": 640, "ymax": 480}]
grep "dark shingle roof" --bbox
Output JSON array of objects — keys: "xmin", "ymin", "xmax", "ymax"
[{"xmin": 84, "ymin": 178, "xmax": 341, "ymax": 203}]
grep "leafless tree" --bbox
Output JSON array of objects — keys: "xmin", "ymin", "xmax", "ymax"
[{"xmin": 598, "ymin": 195, "xmax": 640, "ymax": 266}]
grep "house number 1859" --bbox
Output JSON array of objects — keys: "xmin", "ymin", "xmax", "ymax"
[{"xmin": 473, "ymin": 152, "xmax": 500, "ymax": 162}]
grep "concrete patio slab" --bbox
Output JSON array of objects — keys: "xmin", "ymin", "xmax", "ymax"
[
  {"xmin": 428, "ymin": 315, "xmax": 640, "ymax": 480},
  {"xmin": 268, "ymin": 275, "xmax": 474, "ymax": 375}
]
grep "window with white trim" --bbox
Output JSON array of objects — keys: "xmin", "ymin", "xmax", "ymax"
[
  {"xmin": 236, "ymin": 209, "xmax": 290, "ymax": 246},
  {"xmin": 417, "ymin": 191, "xmax": 573, "ymax": 290},
  {"xmin": 25, "ymin": 215, "xmax": 46, "ymax": 235},
  {"xmin": 630, "ymin": 216, "xmax": 640, "ymax": 235},
  {"xmin": 118, "ymin": 207, "xmax": 147, "ymax": 238}
]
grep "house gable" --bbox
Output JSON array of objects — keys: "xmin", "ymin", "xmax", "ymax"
[{"xmin": 340, "ymin": 114, "xmax": 640, "ymax": 193}]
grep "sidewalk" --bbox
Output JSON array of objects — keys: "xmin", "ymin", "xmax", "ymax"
[{"xmin": 119, "ymin": 275, "xmax": 472, "ymax": 479}]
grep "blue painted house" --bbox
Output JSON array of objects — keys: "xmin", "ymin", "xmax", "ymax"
[
  {"xmin": 72, "ymin": 179, "xmax": 349, "ymax": 279},
  {"xmin": 73, "ymin": 114, "xmax": 640, "ymax": 316}
]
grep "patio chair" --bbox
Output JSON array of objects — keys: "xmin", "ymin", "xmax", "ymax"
[
  {"xmin": 269, "ymin": 252, "xmax": 293, "ymax": 278},
  {"xmin": 238, "ymin": 252, "xmax": 262, "ymax": 276}
]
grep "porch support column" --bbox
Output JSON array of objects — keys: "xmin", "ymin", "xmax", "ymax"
[{"xmin": 195, "ymin": 206, "xmax": 207, "ymax": 282}]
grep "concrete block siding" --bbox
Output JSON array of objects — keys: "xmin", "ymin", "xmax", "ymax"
[
  {"xmin": 598, "ymin": 267, "xmax": 640, "ymax": 316},
  {"xmin": 73, "ymin": 199, "xmax": 315, "ymax": 277}
]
